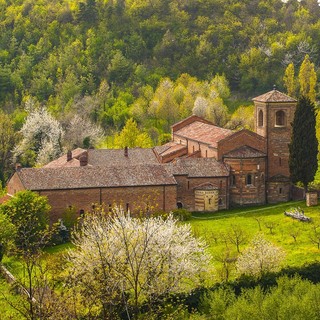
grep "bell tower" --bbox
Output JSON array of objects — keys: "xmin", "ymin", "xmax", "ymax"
[{"xmin": 253, "ymin": 88, "xmax": 297, "ymax": 203}]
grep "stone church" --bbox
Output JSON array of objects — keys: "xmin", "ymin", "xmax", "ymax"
[{"xmin": 5, "ymin": 89, "xmax": 297, "ymax": 220}]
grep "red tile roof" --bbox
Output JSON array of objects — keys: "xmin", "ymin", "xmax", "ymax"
[
  {"xmin": 154, "ymin": 142, "xmax": 187, "ymax": 158},
  {"xmin": 174, "ymin": 121, "xmax": 233, "ymax": 148},
  {"xmin": 253, "ymin": 89, "xmax": 296, "ymax": 103},
  {"xmin": 223, "ymin": 146, "xmax": 266, "ymax": 158},
  {"xmin": 87, "ymin": 148, "xmax": 159, "ymax": 166},
  {"xmin": 43, "ymin": 148, "xmax": 159, "ymax": 168},
  {"xmin": 43, "ymin": 148, "xmax": 86, "ymax": 168},
  {"xmin": 166, "ymin": 158, "xmax": 229, "ymax": 177},
  {"xmin": 16, "ymin": 165, "xmax": 177, "ymax": 190}
]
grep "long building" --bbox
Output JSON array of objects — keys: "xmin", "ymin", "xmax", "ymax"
[{"xmin": 5, "ymin": 88, "xmax": 297, "ymax": 220}]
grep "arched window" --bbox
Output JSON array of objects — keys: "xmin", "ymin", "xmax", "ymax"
[
  {"xmin": 258, "ymin": 110, "xmax": 264, "ymax": 127},
  {"xmin": 275, "ymin": 110, "xmax": 285, "ymax": 126},
  {"xmin": 246, "ymin": 174, "xmax": 253, "ymax": 185}
]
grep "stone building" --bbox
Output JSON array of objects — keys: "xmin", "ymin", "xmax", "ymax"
[{"xmin": 5, "ymin": 89, "xmax": 297, "ymax": 220}]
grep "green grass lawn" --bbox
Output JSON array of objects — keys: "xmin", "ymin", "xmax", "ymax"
[
  {"xmin": 189, "ymin": 200, "xmax": 320, "ymax": 278},
  {"xmin": 0, "ymin": 278, "xmax": 23, "ymax": 319}
]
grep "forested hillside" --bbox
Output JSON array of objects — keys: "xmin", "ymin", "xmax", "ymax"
[{"xmin": 0, "ymin": 0, "xmax": 320, "ymax": 182}]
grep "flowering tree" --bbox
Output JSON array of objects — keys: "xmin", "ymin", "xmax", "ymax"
[
  {"xmin": 14, "ymin": 102, "xmax": 64, "ymax": 166},
  {"xmin": 66, "ymin": 207, "xmax": 211, "ymax": 318},
  {"xmin": 236, "ymin": 234, "xmax": 285, "ymax": 278},
  {"xmin": 63, "ymin": 114, "xmax": 104, "ymax": 149}
]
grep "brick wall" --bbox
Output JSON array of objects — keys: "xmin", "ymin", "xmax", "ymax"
[
  {"xmin": 40, "ymin": 185, "xmax": 177, "ymax": 221},
  {"xmin": 6, "ymin": 172, "xmax": 25, "ymax": 195},
  {"xmin": 267, "ymin": 181, "xmax": 291, "ymax": 203},
  {"xmin": 224, "ymin": 157, "xmax": 266, "ymax": 206},
  {"xmin": 218, "ymin": 130, "xmax": 266, "ymax": 160}
]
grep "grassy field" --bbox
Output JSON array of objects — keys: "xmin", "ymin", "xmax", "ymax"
[
  {"xmin": 189, "ymin": 200, "xmax": 320, "ymax": 274},
  {"xmin": 0, "ymin": 278, "xmax": 23, "ymax": 319}
]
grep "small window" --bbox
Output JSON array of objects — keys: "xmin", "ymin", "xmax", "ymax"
[
  {"xmin": 246, "ymin": 174, "xmax": 253, "ymax": 185},
  {"xmin": 220, "ymin": 180, "xmax": 223, "ymax": 189},
  {"xmin": 79, "ymin": 209, "xmax": 85, "ymax": 217},
  {"xmin": 231, "ymin": 174, "xmax": 236, "ymax": 186},
  {"xmin": 177, "ymin": 202, "xmax": 183, "ymax": 209},
  {"xmin": 279, "ymin": 187, "xmax": 282, "ymax": 194},
  {"xmin": 279, "ymin": 157, "xmax": 282, "ymax": 166},
  {"xmin": 187, "ymin": 181, "xmax": 190, "ymax": 189},
  {"xmin": 218, "ymin": 198, "xmax": 223, "ymax": 206},
  {"xmin": 205, "ymin": 150, "xmax": 208, "ymax": 158},
  {"xmin": 258, "ymin": 110, "xmax": 263, "ymax": 127},
  {"xmin": 126, "ymin": 203, "xmax": 130, "ymax": 212},
  {"xmin": 275, "ymin": 110, "xmax": 285, "ymax": 126}
]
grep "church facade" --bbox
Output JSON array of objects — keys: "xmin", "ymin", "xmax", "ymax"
[{"xmin": 5, "ymin": 89, "xmax": 297, "ymax": 220}]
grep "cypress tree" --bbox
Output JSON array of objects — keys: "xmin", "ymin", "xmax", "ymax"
[{"xmin": 289, "ymin": 95, "xmax": 318, "ymax": 193}]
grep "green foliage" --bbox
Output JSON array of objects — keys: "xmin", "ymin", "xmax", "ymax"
[
  {"xmin": 61, "ymin": 205, "xmax": 78, "ymax": 230},
  {"xmin": 113, "ymin": 118, "xmax": 153, "ymax": 148},
  {"xmin": 0, "ymin": 212, "xmax": 16, "ymax": 261},
  {"xmin": 0, "ymin": 0, "xmax": 319, "ymax": 136},
  {"xmin": 0, "ymin": 190, "xmax": 51, "ymax": 254},
  {"xmin": 298, "ymin": 54, "xmax": 317, "ymax": 102},
  {"xmin": 199, "ymin": 276, "xmax": 320, "ymax": 320},
  {"xmin": 289, "ymin": 95, "xmax": 318, "ymax": 192},
  {"xmin": 283, "ymin": 62, "xmax": 296, "ymax": 97},
  {"xmin": 0, "ymin": 112, "xmax": 18, "ymax": 183},
  {"xmin": 170, "ymin": 208, "xmax": 192, "ymax": 221}
]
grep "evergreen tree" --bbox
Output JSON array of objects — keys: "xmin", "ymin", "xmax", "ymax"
[{"xmin": 289, "ymin": 95, "xmax": 318, "ymax": 193}]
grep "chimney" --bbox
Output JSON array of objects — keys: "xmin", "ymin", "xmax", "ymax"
[
  {"xmin": 15, "ymin": 163, "xmax": 22, "ymax": 172},
  {"xmin": 67, "ymin": 150, "xmax": 72, "ymax": 162},
  {"xmin": 79, "ymin": 152, "xmax": 88, "ymax": 166},
  {"xmin": 124, "ymin": 146, "xmax": 128, "ymax": 157}
]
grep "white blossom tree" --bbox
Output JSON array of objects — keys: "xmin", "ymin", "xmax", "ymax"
[
  {"xmin": 192, "ymin": 95, "xmax": 230, "ymax": 127},
  {"xmin": 66, "ymin": 207, "xmax": 211, "ymax": 318},
  {"xmin": 63, "ymin": 114, "xmax": 104, "ymax": 149},
  {"xmin": 236, "ymin": 234, "xmax": 285, "ymax": 278},
  {"xmin": 14, "ymin": 102, "xmax": 64, "ymax": 166}
]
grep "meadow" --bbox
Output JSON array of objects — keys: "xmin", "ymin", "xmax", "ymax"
[{"xmin": 189, "ymin": 200, "xmax": 320, "ymax": 278}]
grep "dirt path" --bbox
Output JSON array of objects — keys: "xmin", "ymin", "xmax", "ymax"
[{"xmin": 191, "ymin": 201, "xmax": 303, "ymax": 220}]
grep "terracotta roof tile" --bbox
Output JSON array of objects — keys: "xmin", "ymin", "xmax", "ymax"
[
  {"xmin": 165, "ymin": 158, "xmax": 229, "ymax": 177},
  {"xmin": 87, "ymin": 148, "xmax": 159, "ymax": 166},
  {"xmin": 174, "ymin": 121, "xmax": 233, "ymax": 148},
  {"xmin": 154, "ymin": 142, "xmax": 187, "ymax": 157},
  {"xmin": 43, "ymin": 148, "xmax": 86, "ymax": 168},
  {"xmin": 223, "ymin": 146, "xmax": 266, "ymax": 158},
  {"xmin": 17, "ymin": 165, "xmax": 176, "ymax": 190},
  {"xmin": 253, "ymin": 89, "xmax": 296, "ymax": 103}
]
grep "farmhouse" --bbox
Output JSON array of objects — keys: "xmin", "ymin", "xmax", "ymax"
[{"xmin": 5, "ymin": 88, "xmax": 297, "ymax": 220}]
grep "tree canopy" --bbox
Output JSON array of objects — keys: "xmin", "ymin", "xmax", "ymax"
[
  {"xmin": 289, "ymin": 95, "xmax": 318, "ymax": 192},
  {"xmin": 67, "ymin": 207, "xmax": 211, "ymax": 318}
]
